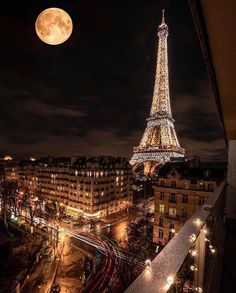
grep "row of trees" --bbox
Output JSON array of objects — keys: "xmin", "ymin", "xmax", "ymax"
[
  {"xmin": 0, "ymin": 178, "xmax": 67, "ymax": 230},
  {"xmin": 0, "ymin": 179, "xmax": 43, "ymax": 228}
]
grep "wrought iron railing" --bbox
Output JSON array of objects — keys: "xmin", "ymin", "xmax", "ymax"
[
  {"xmin": 125, "ymin": 180, "xmax": 226, "ymax": 293},
  {"xmin": 133, "ymin": 145, "xmax": 185, "ymax": 154}
]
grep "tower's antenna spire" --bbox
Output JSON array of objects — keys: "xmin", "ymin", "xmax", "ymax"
[{"xmin": 162, "ymin": 9, "xmax": 165, "ymax": 24}]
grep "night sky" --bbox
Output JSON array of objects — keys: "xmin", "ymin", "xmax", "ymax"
[{"xmin": 0, "ymin": 0, "xmax": 227, "ymax": 161}]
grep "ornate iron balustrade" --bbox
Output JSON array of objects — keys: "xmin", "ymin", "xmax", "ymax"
[
  {"xmin": 133, "ymin": 145, "xmax": 185, "ymax": 155},
  {"xmin": 125, "ymin": 180, "xmax": 226, "ymax": 293}
]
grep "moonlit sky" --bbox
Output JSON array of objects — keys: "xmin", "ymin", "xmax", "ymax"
[{"xmin": 0, "ymin": 0, "xmax": 227, "ymax": 161}]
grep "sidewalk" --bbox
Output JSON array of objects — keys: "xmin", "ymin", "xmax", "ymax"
[
  {"xmin": 53, "ymin": 240, "xmax": 87, "ymax": 293},
  {"xmin": 22, "ymin": 244, "xmax": 63, "ymax": 293}
]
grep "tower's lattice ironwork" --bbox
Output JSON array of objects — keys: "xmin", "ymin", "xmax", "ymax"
[{"xmin": 130, "ymin": 11, "xmax": 185, "ymax": 175}]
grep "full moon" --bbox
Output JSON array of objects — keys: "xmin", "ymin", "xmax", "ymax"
[{"xmin": 35, "ymin": 8, "xmax": 73, "ymax": 45}]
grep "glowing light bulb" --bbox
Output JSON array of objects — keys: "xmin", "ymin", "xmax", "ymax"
[
  {"xmin": 167, "ymin": 275, "xmax": 174, "ymax": 285},
  {"xmin": 190, "ymin": 233, "xmax": 197, "ymax": 242},
  {"xmin": 190, "ymin": 265, "xmax": 198, "ymax": 271},
  {"xmin": 210, "ymin": 248, "xmax": 216, "ymax": 254},
  {"xmin": 194, "ymin": 218, "xmax": 201, "ymax": 226},
  {"xmin": 145, "ymin": 259, "xmax": 151, "ymax": 270},
  {"xmin": 191, "ymin": 250, "xmax": 197, "ymax": 257}
]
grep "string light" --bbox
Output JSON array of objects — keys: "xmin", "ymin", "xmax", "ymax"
[
  {"xmin": 190, "ymin": 234, "xmax": 197, "ymax": 242},
  {"xmin": 194, "ymin": 218, "xmax": 202, "ymax": 226},
  {"xmin": 202, "ymin": 228, "xmax": 208, "ymax": 234},
  {"xmin": 167, "ymin": 275, "xmax": 174, "ymax": 285},
  {"xmin": 145, "ymin": 259, "xmax": 152, "ymax": 271},
  {"xmin": 191, "ymin": 249, "xmax": 197, "ymax": 257},
  {"xmin": 190, "ymin": 265, "xmax": 198, "ymax": 271},
  {"xmin": 210, "ymin": 247, "xmax": 216, "ymax": 254}
]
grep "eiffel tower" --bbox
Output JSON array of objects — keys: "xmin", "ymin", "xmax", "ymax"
[{"xmin": 130, "ymin": 10, "xmax": 185, "ymax": 175}]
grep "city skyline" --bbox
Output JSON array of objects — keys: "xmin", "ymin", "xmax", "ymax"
[{"xmin": 0, "ymin": 0, "xmax": 227, "ymax": 161}]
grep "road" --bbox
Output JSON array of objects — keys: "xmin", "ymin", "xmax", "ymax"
[
  {"xmin": 19, "ymin": 200, "xmax": 154, "ymax": 293},
  {"xmin": 91, "ymin": 199, "xmax": 154, "ymax": 243}
]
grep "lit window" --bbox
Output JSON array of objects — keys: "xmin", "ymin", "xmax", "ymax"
[
  {"xmin": 199, "ymin": 182, "xmax": 205, "ymax": 190},
  {"xmin": 75, "ymin": 170, "xmax": 78, "ymax": 176},
  {"xmin": 159, "ymin": 203, "xmax": 164, "ymax": 213},
  {"xmin": 169, "ymin": 207, "xmax": 176, "ymax": 217}
]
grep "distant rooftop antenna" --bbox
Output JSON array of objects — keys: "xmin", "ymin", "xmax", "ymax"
[{"xmin": 162, "ymin": 9, "xmax": 165, "ymax": 24}]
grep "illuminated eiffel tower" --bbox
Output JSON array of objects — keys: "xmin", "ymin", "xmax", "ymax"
[{"xmin": 131, "ymin": 10, "xmax": 185, "ymax": 175}]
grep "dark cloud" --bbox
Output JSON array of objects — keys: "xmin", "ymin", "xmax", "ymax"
[{"xmin": 0, "ymin": 0, "xmax": 227, "ymax": 161}]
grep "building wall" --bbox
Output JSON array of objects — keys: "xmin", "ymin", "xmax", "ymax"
[
  {"xmin": 0, "ymin": 158, "xmax": 19, "ymax": 182},
  {"xmin": 17, "ymin": 158, "xmax": 133, "ymax": 218},
  {"xmin": 153, "ymin": 174, "xmax": 218, "ymax": 245}
]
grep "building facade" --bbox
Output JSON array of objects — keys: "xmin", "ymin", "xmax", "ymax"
[
  {"xmin": 16, "ymin": 156, "xmax": 133, "ymax": 218},
  {"xmin": 153, "ymin": 159, "xmax": 225, "ymax": 245},
  {"xmin": 0, "ymin": 156, "xmax": 19, "ymax": 182}
]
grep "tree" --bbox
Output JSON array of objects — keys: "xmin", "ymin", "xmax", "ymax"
[
  {"xmin": 0, "ymin": 180, "xmax": 19, "ymax": 228},
  {"xmin": 118, "ymin": 237, "xmax": 145, "ymax": 287},
  {"xmin": 21, "ymin": 188, "xmax": 41, "ymax": 225}
]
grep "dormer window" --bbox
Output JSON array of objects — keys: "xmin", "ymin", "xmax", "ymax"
[{"xmin": 171, "ymin": 181, "xmax": 176, "ymax": 188}]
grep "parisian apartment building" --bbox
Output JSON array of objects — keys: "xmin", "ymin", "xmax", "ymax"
[
  {"xmin": 0, "ymin": 156, "xmax": 19, "ymax": 182},
  {"xmin": 153, "ymin": 157, "xmax": 226, "ymax": 245},
  {"xmin": 4, "ymin": 156, "xmax": 133, "ymax": 218}
]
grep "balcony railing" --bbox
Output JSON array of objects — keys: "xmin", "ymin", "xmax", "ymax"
[
  {"xmin": 156, "ymin": 185, "xmax": 215, "ymax": 193},
  {"xmin": 125, "ymin": 180, "xmax": 226, "ymax": 293},
  {"xmin": 133, "ymin": 144, "xmax": 185, "ymax": 154}
]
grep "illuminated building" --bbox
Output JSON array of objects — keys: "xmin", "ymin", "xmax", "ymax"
[
  {"xmin": 130, "ymin": 11, "xmax": 185, "ymax": 175},
  {"xmin": 0, "ymin": 157, "xmax": 19, "ymax": 182},
  {"xmin": 153, "ymin": 158, "xmax": 225, "ymax": 245},
  {"xmin": 18, "ymin": 156, "xmax": 133, "ymax": 218}
]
